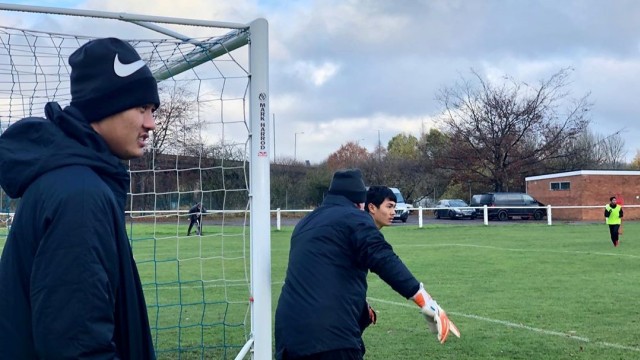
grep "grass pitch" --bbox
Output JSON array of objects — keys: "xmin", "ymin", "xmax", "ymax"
[
  {"xmin": 345, "ymin": 222, "xmax": 640, "ymax": 360},
  {"xmin": 2, "ymin": 221, "xmax": 639, "ymax": 359}
]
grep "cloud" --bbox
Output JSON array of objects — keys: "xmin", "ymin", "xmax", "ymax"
[
  {"xmin": 2, "ymin": 0, "xmax": 640, "ymax": 163},
  {"xmin": 288, "ymin": 60, "xmax": 341, "ymax": 87},
  {"xmin": 279, "ymin": 113, "xmax": 438, "ymax": 162}
]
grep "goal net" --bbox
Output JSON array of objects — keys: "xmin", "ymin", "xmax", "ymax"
[{"xmin": 0, "ymin": 5, "xmax": 271, "ymax": 360}]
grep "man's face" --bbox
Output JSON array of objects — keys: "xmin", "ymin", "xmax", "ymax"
[
  {"xmin": 368, "ymin": 198, "xmax": 396, "ymax": 229},
  {"xmin": 91, "ymin": 105, "xmax": 156, "ymax": 159},
  {"xmin": 611, "ymin": 198, "xmax": 617, "ymax": 205}
]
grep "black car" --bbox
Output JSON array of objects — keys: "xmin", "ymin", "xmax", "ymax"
[
  {"xmin": 470, "ymin": 192, "xmax": 546, "ymax": 221},
  {"xmin": 434, "ymin": 199, "xmax": 476, "ymax": 219}
]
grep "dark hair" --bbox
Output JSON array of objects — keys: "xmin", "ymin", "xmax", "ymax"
[
  {"xmin": 610, "ymin": 196, "xmax": 616, "ymax": 201},
  {"xmin": 365, "ymin": 186, "xmax": 397, "ymax": 213}
]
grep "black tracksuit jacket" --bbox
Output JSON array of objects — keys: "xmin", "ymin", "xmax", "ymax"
[{"xmin": 275, "ymin": 194, "xmax": 420, "ymax": 359}]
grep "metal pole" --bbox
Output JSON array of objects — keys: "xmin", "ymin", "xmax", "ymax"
[
  {"xmin": 0, "ymin": 3, "xmax": 248, "ymax": 29},
  {"xmin": 277, "ymin": 208, "xmax": 281, "ymax": 231},
  {"xmin": 295, "ymin": 132, "xmax": 304, "ymax": 161},
  {"xmin": 247, "ymin": 18, "xmax": 271, "ymax": 360},
  {"xmin": 377, "ymin": 129, "xmax": 382, "ymax": 161}
]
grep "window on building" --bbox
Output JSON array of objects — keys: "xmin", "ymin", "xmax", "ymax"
[{"xmin": 550, "ymin": 181, "xmax": 570, "ymax": 191}]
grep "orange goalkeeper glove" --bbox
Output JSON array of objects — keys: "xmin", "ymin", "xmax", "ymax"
[
  {"xmin": 411, "ymin": 282, "xmax": 461, "ymax": 344},
  {"xmin": 367, "ymin": 302, "xmax": 377, "ymax": 325}
]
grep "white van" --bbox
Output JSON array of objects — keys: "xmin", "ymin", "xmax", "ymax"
[{"xmin": 389, "ymin": 187, "xmax": 409, "ymax": 223}]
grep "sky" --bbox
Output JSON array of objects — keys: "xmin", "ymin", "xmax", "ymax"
[{"xmin": 1, "ymin": 0, "xmax": 640, "ymax": 164}]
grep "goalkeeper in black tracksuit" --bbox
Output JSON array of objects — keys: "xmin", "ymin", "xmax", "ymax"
[
  {"xmin": 275, "ymin": 169, "xmax": 460, "ymax": 360},
  {"xmin": 187, "ymin": 202, "xmax": 206, "ymax": 236}
]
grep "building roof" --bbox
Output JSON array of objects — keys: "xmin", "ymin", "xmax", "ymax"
[{"xmin": 525, "ymin": 170, "xmax": 640, "ymax": 181}]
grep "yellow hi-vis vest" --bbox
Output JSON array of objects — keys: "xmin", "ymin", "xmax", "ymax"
[{"xmin": 605, "ymin": 204, "xmax": 622, "ymax": 225}]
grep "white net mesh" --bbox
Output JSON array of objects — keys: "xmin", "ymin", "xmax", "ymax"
[{"xmin": 0, "ymin": 15, "xmax": 260, "ymax": 359}]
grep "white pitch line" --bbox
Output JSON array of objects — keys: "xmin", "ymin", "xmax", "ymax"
[
  {"xmin": 395, "ymin": 243, "xmax": 640, "ymax": 259},
  {"xmin": 368, "ymin": 297, "xmax": 640, "ymax": 353}
]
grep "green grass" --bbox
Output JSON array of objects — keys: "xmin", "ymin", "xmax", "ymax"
[
  {"xmin": 128, "ymin": 223, "xmax": 251, "ymax": 359},
  {"xmin": 2, "ymin": 222, "xmax": 639, "ymax": 359},
  {"xmin": 351, "ymin": 223, "xmax": 640, "ymax": 360}
]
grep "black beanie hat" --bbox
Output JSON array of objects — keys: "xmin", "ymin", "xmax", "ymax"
[
  {"xmin": 69, "ymin": 37, "xmax": 160, "ymax": 122},
  {"xmin": 328, "ymin": 169, "xmax": 367, "ymax": 203}
]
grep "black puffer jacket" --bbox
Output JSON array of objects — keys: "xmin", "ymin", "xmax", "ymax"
[
  {"xmin": 275, "ymin": 194, "xmax": 420, "ymax": 359},
  {"xmin": 0, "ymin": 103, "xmax": 155, "ymax": 359}
]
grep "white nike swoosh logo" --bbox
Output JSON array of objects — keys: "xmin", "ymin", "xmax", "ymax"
[{"xmin": 113, "ymin": 54, "xmax": 146, "ymax": 77}]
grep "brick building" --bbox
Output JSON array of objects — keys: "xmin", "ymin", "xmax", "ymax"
[{"xmin": 525, "ymin": 170, "xmax": 640, "ymax": 221}]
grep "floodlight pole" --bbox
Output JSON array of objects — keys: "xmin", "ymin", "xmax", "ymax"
[{"xmin": 294, "ymin": 132, "xmax": 304, "ymax": 161}]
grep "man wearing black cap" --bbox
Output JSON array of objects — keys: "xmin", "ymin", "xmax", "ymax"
[
  {"xmin": 0, "ymin": 38, "xmax": 158, "ymax": 359},
  {"xmin": 275, "ymin": 169, "xmax": 460, "ymax": 360},
  {"xmin": 187, "ymin": 202, "xmax": 206, "ymax": 236}
]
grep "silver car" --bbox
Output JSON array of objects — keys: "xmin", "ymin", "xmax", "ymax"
[{"xmin": 434, "ymin": 199, "xmax": 476, "ymax": 219}]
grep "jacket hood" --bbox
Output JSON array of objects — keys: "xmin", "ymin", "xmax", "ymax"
[{"xmin": 0, "ymin": 102, "xmax": 129, "ymax": 198}]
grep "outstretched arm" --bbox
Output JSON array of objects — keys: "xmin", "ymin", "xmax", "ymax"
[{"xmin": 355, "ymin": 221, "xmax": 460, "ymax": 344}]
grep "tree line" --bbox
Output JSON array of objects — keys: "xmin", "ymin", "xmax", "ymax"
[
  {"xmin": 271, "ymin": 68, "xmax": 636, "ymax": 209},
  {"xmin": 3, "ymin": 68, "xmax": 635, "ymax": 213}
]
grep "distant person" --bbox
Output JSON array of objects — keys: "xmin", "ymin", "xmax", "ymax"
[
  {"xmin": 275, "ymin": 169, "xmax": 459, "ymax": 360},
  {"xmin": 604, "ymin": 196, "xmax": 623, "ymax": 247},
  {"xmin": 0, "ymin": 38, "xmax": 158, "ymax": 358},
  {"xmin": 187, "ymin": 202, "xmax": 206, "ymax": 236}
]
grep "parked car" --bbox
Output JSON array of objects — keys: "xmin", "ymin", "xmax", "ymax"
[
  {"xmin": 470, "ymin": 192, "xmax": 546, "ymax": 221},
  {"xmin": 389, "ymin": 187, "xmax": 410, "ymax": 223},
  {"xmin": 434, "ymin": 199, "xmax": 476, "ymax": 219}
]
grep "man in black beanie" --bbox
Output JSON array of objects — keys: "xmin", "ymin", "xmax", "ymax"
[
  {"xmin": 275, "ymin": 169, "xmax": 460, "ymax": 360},
  {"xmin": 0, "ymin": 38, "xmax": 158, "ymax": 359}
]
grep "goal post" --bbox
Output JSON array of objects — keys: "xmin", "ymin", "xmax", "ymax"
[
  {"xmin": 246, "ymin": 18, "xmax": 272, "ymax": 360},
  {"xmin": 0, "ymin": 4, "xmax": 271, "ymax": 360}
]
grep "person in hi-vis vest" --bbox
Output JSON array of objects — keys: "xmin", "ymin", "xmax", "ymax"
[{"xmin": 604, "ymin": 196, "xmax": 623, "ymax": 247}]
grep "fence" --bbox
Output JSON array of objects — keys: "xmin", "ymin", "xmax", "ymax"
[
  {"xmin": 2, "ymin": 204, "xmax": 635, "ymax": 233},
  {"xmin": 270, "ymin": 204, "xmax": 639, "ymax": 230}
]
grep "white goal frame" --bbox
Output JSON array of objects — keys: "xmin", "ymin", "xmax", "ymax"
[{"xmin": 0, "ymin": 4, "xmax": 271, "ymax": 360}]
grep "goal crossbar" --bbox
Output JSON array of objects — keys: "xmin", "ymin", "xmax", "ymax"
[
  {"xmin": 0, "ymin": 3, "xmax": 248, "ymax": 29},
  {"xmin": 0, "ymin": 3, "xmax": 252, "ymax": 82}
]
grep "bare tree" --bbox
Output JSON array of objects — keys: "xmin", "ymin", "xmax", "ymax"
[
  {"xmin": 599, "ymin": 131, "xmax": 627, "ymax": 169},
  {"xmin": 151, "ymin": 83, "xmax": 199, "ymax": 155},
  {"xmin": 550, "ymin": 128, "xmax": 626, "ymax": 170},
  {"xmin": 437, "ymin": 68, "xmax": 591, "ymax": 191},
  {"xmin": 548, "ymin": 128, "xmax": 603, "ymax": 170},
  {"xmin": 630, "ymin": 150, "xmax": 640, "ymax": 170}
]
